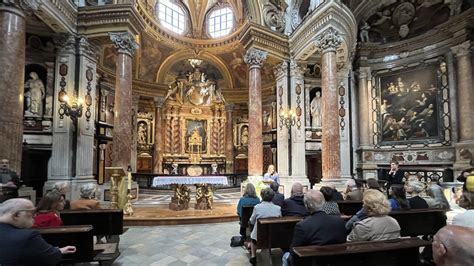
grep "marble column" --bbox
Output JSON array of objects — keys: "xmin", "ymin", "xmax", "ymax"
[
  {"xmin": 451, "ymin": 41, "xmax": 474, "ymax": 142},
  {"xmin": 153, "ymin": 97, "xmax": 165, "ymax": 174},
  {"xmin": 273, "ymin": 61, "xmax": 290, "ymax": 178},
  {"xmin": 225, "ymin": 104, "xmax": 234, "ymax": 173},
  {"xmin": 130, "ymin": 93, "xmax": 140, "ymax": 172},
  {"xmin": 0, "ymin": 3, "xmax": 26, "ymax": 174},
  {"xmin": 357, "ymin": 67, "xmax": 371, "ymax": 147},
  {"xmin": 244, "ymin": 48, "xmax": 267, "ymax": 176},
  {"xmin": 109, "ymin": 32, "xmax": 139, "ymax": 171},
  {"xmin": 289, "ymin": 60, "xmax": 306, "ymax": 178},
  {"xmin": 315, "ymin": 27, "xmax": 342, "ymax": 180}
]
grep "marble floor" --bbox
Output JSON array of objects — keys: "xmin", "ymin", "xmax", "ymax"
[{"xmin": 114, "ymin": 222, "xmax": 284, "ymax": 266}]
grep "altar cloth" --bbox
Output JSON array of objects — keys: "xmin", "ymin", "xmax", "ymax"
[{"xmin": 152, "ymin": 176, "xmax": 229, "ymax": 187}]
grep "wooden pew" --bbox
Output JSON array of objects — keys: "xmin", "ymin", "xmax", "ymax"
[
  {"xmin": 36, "ymin": 225, "xmax": 96, "ymax": 263},
  {"xmin": 336, "ymin": 201, "xmax": 363, "ymax": 215},
  {"xmin": 389, "ymin": 209, "xmax": 447, "ymax": 237},
  {"xmin": 241, "ymin": 205, "xmax": 255, "ymax": 230},
  {"xmin": 256, "ymin": 216, "xmax": 303, "ymax": 262},
  {"xmin": 60, "ymin": 209, "xmax": 124, "ymax": 236},
  {"xmin": 292, "ymin": 237, "xmax": 431, "ymax": 266}
]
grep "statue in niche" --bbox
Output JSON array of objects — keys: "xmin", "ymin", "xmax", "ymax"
[
  {"xmin": 24, "ymin": 72, "xmax": 45, "ymax": 117},
  {"xmin": 310, "ymin": 91, "xmax": 322, "ymax": 128},
  {"xmin": 137, "ymin": 123, "xmax": 147, "ymax": 145},
  {"xmin": 360, "ymin": 22, "xmax": 371, "ymax": 42},
  {"xmin": 241, "ymin": 126, "xmax": 249, "ymax": 146}
]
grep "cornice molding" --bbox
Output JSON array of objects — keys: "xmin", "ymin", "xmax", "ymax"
[
  {"xmin": 35, "ymin": 0, "xmax": 77, "ymax": 33},
  {"xmin": 239, "ymin": 22, "xmax": 289, "ymax": 60}
]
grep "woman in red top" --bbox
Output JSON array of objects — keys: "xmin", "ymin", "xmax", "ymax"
[{"xmin": 33, "ymin": 191, "xmax": 65, "ymax": 228}]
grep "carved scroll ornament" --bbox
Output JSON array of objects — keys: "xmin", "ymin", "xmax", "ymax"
[
  {"xmin": 109, "ymin": 32, "xmax": 139, "ymax": 56},
  {"xmin": 244, "ymin": 48, "xmax": 268, "ymax": 67},
  {"xmin": 315, "ymin": 27, "xmax": 343, "ymax": 53}
]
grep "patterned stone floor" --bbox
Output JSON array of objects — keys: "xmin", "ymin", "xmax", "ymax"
[{"xmin": 114, "ymin": 222, "xmax": 284, "ymax": 266}]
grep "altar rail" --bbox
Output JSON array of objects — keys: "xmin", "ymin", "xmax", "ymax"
[{"xmin": 132, "ymin": 173, "xmax": 247, "ymax": 189}]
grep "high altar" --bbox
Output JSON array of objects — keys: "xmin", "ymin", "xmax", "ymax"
[{"xmin": 161, "ymin": 59, "xmax": 227, "ymax": 175}]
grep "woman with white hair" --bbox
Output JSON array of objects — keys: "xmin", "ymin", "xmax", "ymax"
[
  {"xmin": 70, "ymin": 183, "xmax": 100, "ymax": 210},
  {"xmin": 406, "ymin": 180, "xmax": 429, "ymax": 209},
  {"xmin": 51, "ymin": 181, "xmax": 70, "ymax": 209},
  {"xmin": 425, "ymin": 184, "xmax": 450, "ymax": 209}
]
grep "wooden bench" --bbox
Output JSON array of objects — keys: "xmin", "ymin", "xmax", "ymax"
[
  {"xmin": 241, "ymin": 205, "xmax": 255, "ymax": 230},
  {"xmin": 389, "ymin": 209, "xmax": 447, "ymax": 237},
  {"xmin": 60, "ymin": 209, "xmax": 124, "ymax": 236},
  {"xmin": 36, "ymin": 225, "xmax": 96, "ymax": 263},
  {"xmin": 336, "ymin": 201, "xmax": 362, "ymax": 215},
  {"xmin": 292, "ymin": 237, "xmax": 431, "ymax": 266},
  {"xmin": 256, "ymin": 216, "xmax": 303, "ymax": 263}
]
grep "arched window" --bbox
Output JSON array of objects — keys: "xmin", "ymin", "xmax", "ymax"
[
  {"xmin": 157, "ymin": 0, "xmax": 186, "ymax": 34},
  {"xmin": 208, "ymin": 7, "xmax": 234, "ymax": 38}
]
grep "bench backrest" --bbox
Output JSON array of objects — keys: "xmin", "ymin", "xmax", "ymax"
[
  {"xmin": 293, "ymin": 237, "xmax": 431, "ymax": 266},
  {"xmin": 241, "ymin": 205, "xmax": 255, "ymax": 229},
  {"xmin": 336, "ymin": 201, "xmax": 363, "ymax": 215},
  {"xmin": 61, "ymin": 209, "xmax": 124, "ymax": 235},
  {"xmin": 36, "ymin": 225, "xmax": 95, "ymax": 263},
  {"xmin": 256, "ymin": 216, "xmax": 303, "ymax": 249},
  {"xmin": 389, "ymin": 208, "xmax": 447, "ymax": 237}
]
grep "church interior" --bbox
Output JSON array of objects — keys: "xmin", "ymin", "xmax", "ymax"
[{"xmin": 1, "ymin": 0, "xmax": 474, "ymax": 265}]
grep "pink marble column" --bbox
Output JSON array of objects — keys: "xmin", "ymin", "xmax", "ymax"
[
  {"xmin": 109, "ymin": 32, "xmax": 139, "ymax": 171},
  {"xmin": 316, "ymin": 27, "xmax": 342, "ymax": 180},
  {"xmin": 225, "ymin": 104, "xmax": 234, "ymax": 173},
  {"xmin": 153, "ymin": 97, "xmax": 165, "ymax": 174},
  {"xmin": 244, "ymin": 48, "xmax": 267, "ymax": 176},
  {"xmin": 451, "ymin": 41, "xmax": 474, "ymax": 142},
  {"xmin": 0, "ymin": 4, "xmax": 26, "ymax": 174},
  {"xmin": 357, "ymin": 67, "xmax": 371, "ymax": 147}
]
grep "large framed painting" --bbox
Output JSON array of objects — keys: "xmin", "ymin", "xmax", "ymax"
[
  {"xmin": 185, "ymin": 119, "xmax": 207, "ymax": 153},
  {"xmin": 377, "ymin": 63, "xmax": 447, "ymax": 145}
]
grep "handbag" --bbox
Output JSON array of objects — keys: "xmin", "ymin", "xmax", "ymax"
[{"xmin": 230, "ymin": 235, "xmax": 244, "ymax": 247}]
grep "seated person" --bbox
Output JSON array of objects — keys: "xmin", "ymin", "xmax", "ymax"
[
  {"xmin": 405, "ymin": 179, "xmax": 428, "ymax": 209},
  {"xmin": 452, "ymin": 190, "xmax": 474, "ymax": 228},
  {"xmin": 0, "ymin": 198, "xmax": 75, "ymax": 265},
  {"xmin": 425, "ymin": 184, "xmax": 450, "ymax": 209},
  {"xmin": 236, "ymin": 183, "xmax": 260, "ymax": 240},
  {"xmin": 270, "ymin": 181, "xmax": 284, "ymax": 207},
  {"xmin": 366, "ymin": 178, "xmax": 383, "ymax": 192},
  {"xmin": 282, "ymin": 182, "xmax": 307, "ymax": 217},
  {"xmin": 320, "ymin": 186, "xmax": 340, "ymax": 215},
  {"xmin": 344, "ymin": 179, "xmax": 363, "ymax": 201},
  {"xmin": 33, "ymin": 191, "xmax": 65, "ymax": 228},
  {"xmin": 0, "ymin": 159, "xmax": 21, "ymax": 203},
  {"xmin": 70, "ymin": 183, "xmax": 101, "ymax": 210},
  {"xmin": 432, "ymin": 225, "xmax": 474, "ymax": 266},
  {"xmin": 249, "ymin": 188, "xmax": 281, "ymax": 264},
  {"xmin": 51, "ymin": 181, "xmax": 71, "ymax": 209},
  {"xmin": 388, "ymin": 185, "xmax": 410, "ymax": 210},
  {"xmin": 348, "ymin": 189, "xmax": 401, "ymax": 241},
  {"xmin": 263, "ymin": 164, "xmax": 280, "ymax": 184},
  {"xmin": 282, "ymin": 190, "xmax": 346, "ymax": 266},
  {"xmin": 330, "ymin": 183, "xmax": 344, "ymax": 201}
]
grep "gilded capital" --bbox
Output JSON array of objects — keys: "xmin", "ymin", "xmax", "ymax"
[
  {"xmin": 315, "ymin": 27, "xmax": 342, "ymax": 53},
  {"xmin": 273, "ymin": 61, "xmax": 288, "ymax": 79},
  {"xmin": 451, "ymin": 41, "xmax": 472, "ymax": 57},
  {"xmin": 244, "ymin": 48, "xmax": 267, "ymax": 67},
  {"xmin": 289, "ymin": 60, "xmax": 305, "ymax": 77},
  {"xmin": 109, "ymin": 32, "xmax": 139, "ymax": 56}
]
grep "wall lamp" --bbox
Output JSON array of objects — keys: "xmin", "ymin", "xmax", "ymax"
[{"xmin": 58, "ymin": 93, "xmax": 84, "ymax": 121}]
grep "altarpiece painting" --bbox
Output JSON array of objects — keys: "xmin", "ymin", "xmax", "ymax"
[
  {"xmin": 378, "ymin": 64, "xmax": 442, "ymax": 144},
  {"xmin": 185, "ymin": 120, "xmax": 207, "ymax": 153}
]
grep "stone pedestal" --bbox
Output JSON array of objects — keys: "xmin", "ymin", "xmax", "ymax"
[
  {"xmin": 244, "ymin": 48, "xmax": 267, "ymax": 176},
  {"xmin": 315, "ymin": 28, "xmax": 342, "ymax": 180},
  {"xmin": 109, "ymin": 32, "xmax": 139, "ymax": 171},
  {"xmin": 0, "ymin": 3, "xmax": 26, "ymax": 174}
]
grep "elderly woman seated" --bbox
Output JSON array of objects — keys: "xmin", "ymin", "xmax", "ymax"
[
  {"xmin": 33, "ymin": 191, "xmax": 65, "ymax": 228},
  {"xmin": 405, "ymin": 179, "xmax": 429, "ymax": 209},
  {"xmin": 425, "ymin": 184, "xmax": 450, "ymax": 209},
  {"xmin": 70, "ymin": 183, "xmax": 101, "ymax": 210},
  {"xmin": 348, "ymin": 189, "xmax": 400, "ymax": 241}
]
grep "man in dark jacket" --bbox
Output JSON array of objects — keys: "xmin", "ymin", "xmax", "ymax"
[
  {"xmin": 0, "ymin": 198, "xmax": 76, "ymax": 265},
  {"xmin": 270, "ymin": 181, "xmax": 284, "ymax": 207},
  {"xmin": 282, "ymin": 189, "xmax": 347, "ymax": 266},
  {"xmin": 282, "ymin": 182, "xmax": 307, "ymax": 217},
  {"xmin": 0, "ymin": 159, "xmax": 21, "ymax": 203}
]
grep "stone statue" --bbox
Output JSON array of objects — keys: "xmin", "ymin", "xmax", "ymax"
[
  {"xmin": 310, "ymin": 91, "xmax": 322, "ymax": 128},
  {"xmin": 164, "ymin": 78, "xmax": 183, "ymax": 103},
  {"xmin": 171, "ymin": 163, "xmax": 179, "ymax": 175},
  {"xmin": 211, "ymin": 163, "xmax": 218, "ymax": 175},
  {"xmin": 24, "ymin": 72, "xmax": 45, "ymax": 116},
  {"xmin": 360, "ymin": 22, "xmax": 371, "ymax": 43},
  {"xmin": 137, "ymin": 123, "xmax": 147, "ymax": 145},
  {"xmin": 241, "ymin": 126, "xmax": 249, "ymax": 146}
]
